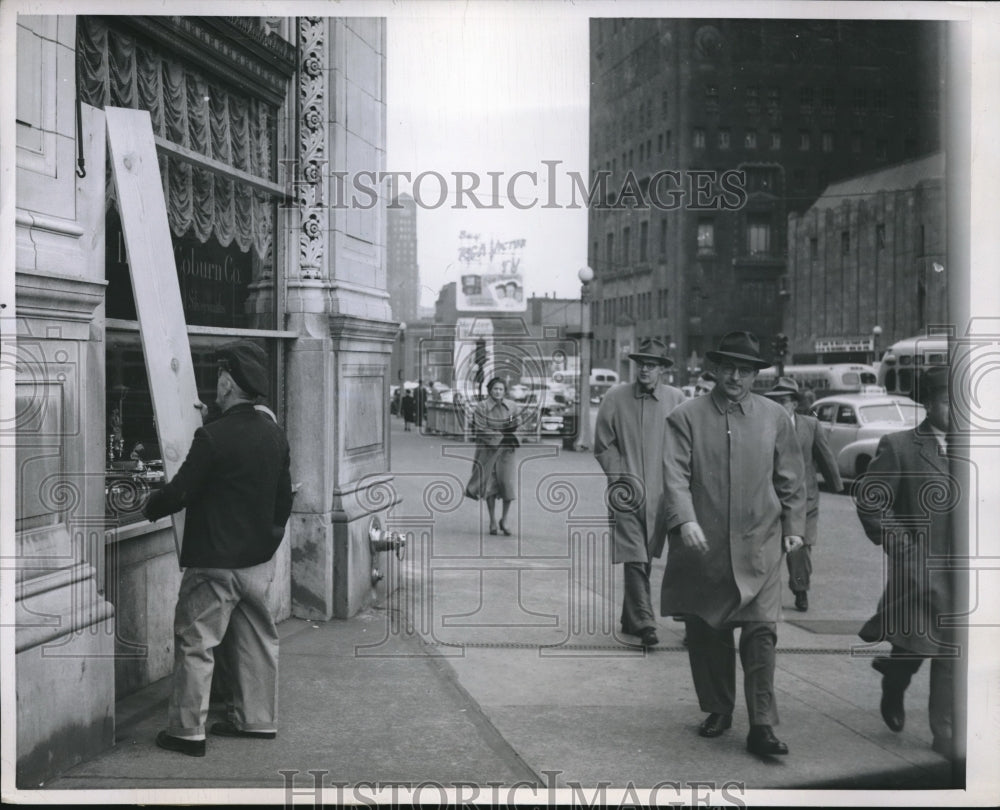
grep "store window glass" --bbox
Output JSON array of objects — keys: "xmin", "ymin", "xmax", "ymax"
[{"xmin": 77, "ymin": 17, "xmax": 291, "ymax": 524}]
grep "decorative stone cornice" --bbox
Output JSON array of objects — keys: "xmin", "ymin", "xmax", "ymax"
[
  {"xmin": 328, "ymin": 314, "xmax": 401, "ymax": 347},
  {"xmin": 15, "ymin": 271, "xmax": 107, "ymax": 340}
]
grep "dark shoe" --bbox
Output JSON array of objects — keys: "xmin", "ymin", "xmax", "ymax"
[
  {"xmin": 639, "ymin": 628, "xmax": 659, "ymax": 648},
  {"xmin": 498, "ymin": 520, "xmax": 513, "ymax": 536},
  {"xmin": 156, "ymin": 731, "xmax": 206, "ymax": 757},
  {"xmin": 210, "ymin": 721, "xmax": 276, "ymax": 740},
  {"xmin": 746, "ymin": 724, "xmax": 789, "ymax": 756},
  {"xmin": 932, "ymin": 736, "xmax": 955, "ymax": 758},
  {"xmin": 872, "ymin": 659, "xmax": 905, "ymax": 732},
  {"xmin": 794, "ymin": 591, "xmax": 809, "ymax": 612},
  {"xmin": 698, "ymin": 713, "xmax": 732, "ymax": 738},
  {"xmin": 488, "ymin": 525, "xmax": 498, "ymax": 536}
]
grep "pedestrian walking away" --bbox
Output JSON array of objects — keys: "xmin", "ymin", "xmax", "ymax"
[
  {"xmin": 594, "ymin": 337, "xmax": 685, "ymax": 649},
  {"xmin": 660, "ymin": 331, "xmax": 806, "ymax": 757},
  {"xmin": 401, "ymin": 389, "xmax": 416, "ymax": 431},
  {"xmin": 853, "ymin": 365, "xmax": 961, "ymax": 759},
  {"xmin": 763, "ymin": 376, "xmax": 844, "ymax": 612},
  {"xmin": 143, "ymin": 340, "xmax": 293, "ymax": 758},
  {"xmin": 464, "ymin": 377, "xmax": 524, "ymax": 536}
]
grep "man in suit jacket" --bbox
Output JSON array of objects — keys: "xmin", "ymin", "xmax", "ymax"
[
  {"xmin": 594, "ymin": 338, "xmax": 685, "ymax": 648},
  {"xmin": 854, "ymin": 366, "xmax": 958, "ymax": 758},
  {"xmin": 144, "ymin": 340, "xmax": 293, "ymax": 757},
  {"xmin": 764, "ymin": 377, "xmax": 844, "ymax": 611}
]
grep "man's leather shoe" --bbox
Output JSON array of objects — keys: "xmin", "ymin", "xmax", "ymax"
[
  {"xmin": 932, "ymin": 736, "xmax": 955, "ymax": 758},
  {"xmin": 698, "ymin": 713, "xmax": 732, "ymax": 738},
  {"xmin": 872, "ymin": 659, "xmax": 905, "ymax": 732},
  {"xmin": 746, "ymin": 724, "xmax": 789, "ymax": 756},
  {"xmin": 794, "ymin": 591, "xmax": 808, "ymax": 611},
  {"xmin": 156, "ymin": 731, "xmax": 206, "ymax": 757},
  {"xmin": 210, "ymin": 721, "xmax": 276, "ymax": 740},
  {"xmin": 639, "ymin": 628, "xmax": 659, "ymax": 648}
]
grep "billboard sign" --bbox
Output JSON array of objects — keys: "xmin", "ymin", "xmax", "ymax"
[{"xmin": 455, "ymin": 231, "xmax": 526, "ymax": 312}]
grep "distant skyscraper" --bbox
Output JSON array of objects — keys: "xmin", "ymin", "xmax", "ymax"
[
  {"xmin": 387, "ymin": 193, "xmax": 419, "ymax": 323},
  {"xmin": 587, "ymin": 18, "xmax": 943, "ymax": 382}
]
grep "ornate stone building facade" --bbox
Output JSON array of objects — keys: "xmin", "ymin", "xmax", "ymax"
[{"xmin": 11, "ymin": 15, "xmax": 394, "ymax": 786}]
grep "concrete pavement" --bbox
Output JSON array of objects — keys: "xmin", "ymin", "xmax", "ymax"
[{"xmin": 40, "ymin": 415, "xmax": 967, "ymax": 802}]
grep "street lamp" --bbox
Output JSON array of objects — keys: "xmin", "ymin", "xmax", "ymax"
[
  {"xmin": 871, "ymin": 325, "xmax": 883, "ymax": 367},
  {"xmin": 574, "ymin": 266, "xmax": 595, "ymax": 452}
]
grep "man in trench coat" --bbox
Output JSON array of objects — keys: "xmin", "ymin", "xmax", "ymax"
[
  {"xmin": 854, "ymin": 366, "xmax": 959, "ymax": 758},
  {"xmin": 594, "ymin": 338, "xmax": 685, "ymax": 648},
  {"xmin": 661, "ymin": 331, "xmax": 806, "ymax": 756},
  {"xmin": 763, "ymin": 377, "xmax": 844, "ymax": 611}
]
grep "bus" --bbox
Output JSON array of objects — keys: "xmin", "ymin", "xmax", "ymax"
[
  {"xmin": 752, "ymin": 363, "xmax": 880, "ymax": 397},
  {"xmin": 877, "ymin": 335, "xmax": 950, "ymax": 398}
]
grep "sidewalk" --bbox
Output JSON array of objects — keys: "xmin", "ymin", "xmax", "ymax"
[{"xmin": 42, "ymin": 419, "xmax": 960, "ymax": 799}]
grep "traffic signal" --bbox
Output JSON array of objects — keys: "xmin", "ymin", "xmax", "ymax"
[{"xmin": 773, "ymin": 333, "xmax": 789, "ymax": 358}]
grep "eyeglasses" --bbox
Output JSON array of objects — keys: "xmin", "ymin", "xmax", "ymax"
[
  {"xmin": 637, "ymin": 361, "xmax": 661, "ymax": 370},
  {"xmin": 717, "ymin": 363, "xmax": 756, "ymax": 378}
]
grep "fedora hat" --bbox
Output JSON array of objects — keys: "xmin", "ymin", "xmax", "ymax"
[
  {"xmin": 763, "ymin": 376, "xmax": 800, "ymax": 399},
  {"xmin": 628, "ymin": 337, "xmax": 674, "ymax": 368},
  {"xmin": 705, "ymin": 331, "xmax": 771, "ymax": 370},
  {"xmin": 913, "ymin": 366, "xmax": 949, "ymax": 404}
]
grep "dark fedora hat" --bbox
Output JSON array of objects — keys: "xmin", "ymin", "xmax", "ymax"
[
  {"xmin": 913, "ymin": 365, "xmax": 949, "ymax": 403},
  {"xmin": 628, "ymin": 337, "xmax": 674, "ymax": 368},
  {"xmin": 705, "ymin": 331, "xmax": 771, "ymax": 370},
  {"xmin": 763, "ymin": 376, "xmax": 800, "ymax": 399},
  {"xmin": 216, "ymin": 340, "xmax": 269, "ymax": 397}
]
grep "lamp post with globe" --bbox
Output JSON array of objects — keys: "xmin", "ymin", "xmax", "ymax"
[{"xmin": 574, "ymin": 266, "xmax": 595, "ymax": 451}]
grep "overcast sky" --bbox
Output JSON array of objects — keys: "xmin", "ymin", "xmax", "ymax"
[{"xmin": 386, "ymin": 7, "xmax": 590, "ymax": 308}]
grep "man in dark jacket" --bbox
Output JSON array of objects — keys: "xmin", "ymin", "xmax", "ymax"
[
  {"xmin": 145, "ymin": 340, "xmax": 292, "ymax": 757},
  {"xmin": 763, "ymin": 377, "xmax": 844, "ymax": 611},
  {"xmin": 854, "ymin": 366, "xmax": 958, "ymax": 758}
]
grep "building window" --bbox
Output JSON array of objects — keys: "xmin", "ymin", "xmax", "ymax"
[
  {"xmin": 875, "ymin": 138, "xmax": 888, "ymax": 160},
  {"xmin": 851, "ymin": 131, "xmax": 863, "ymax": 154},
  {"xmin": 661, "ymin": 89, "xmax": 669, "ymax": 117},
  {"xmin": 745, "ymin": 84, "xmax": 759, "ymax": 111},
  {"xmin": 876, "ymin": 223, "xmax": 886, "ymax": 249},
  {"xmin": 809, "ymin": 236, "xmax": 819, "ymax": 260},
  {"xmin": 693, "ymin": 127, "xmax": 705, "ymax": 149},
  {"xmin": 821, "ymin": 87, "xmax": 835, "ymax": 114},
  {"xmin": 622, "ymin": 226, "xmax": 631, "ymax": 264},
  {"xmin": 606, "ymin": 233, "xmax": 615, "ymax": 266},
  {"xmin": 767, "ymin": 86, "xmax": 780, "ymax": 109},
  {"xmin": 697, "ymin": 220, "xmax": 715, "ymax": 254},
  {"xmin": 747, "ymin": 217, "xmax": 771, "ymax": 256},
  {"xmin": 639, "ymin": 143, "xmax": 645, "ymax": 162},
  {"xmin": 659, "ymin": 218, "xmax": 668, "ymax": 256},
  {"xmin": 666, "ymin": 130, "xmax": 672, "ymax": 149},
  {"xmin": 770, "ymin": 130, "xmax": 781, "ymax": 150},
  {"xmin": 841, "ymin": 231, "xmax": 850, "ymax": 255},
  {"xmin": 744, "ymin": 130, "xmax": 757, "ymax": 149},
  {"xmin": 799, "ymin": 86, "xmax": 814, "ymax": 111},
  {"xmin": 658, "ymin": 133, "xmax": 663, "ymax": 153},
  {"xmin": 78, "ymin": 17, "xmax": 291, "ymax": 524},
  {"xmin": 822, "ymin": 131, "xmax": 834, "ymax": 152},
  {"xmin": 718, "ymin": 128, "xmax": 731, "ymax": 150},
  {"xmin": 705, "ymin": 84, "xmax": 719, "ymax": 109},
  {"xmin": 798, "ymin": 130, "xmax": 811, "ymax": 151}
]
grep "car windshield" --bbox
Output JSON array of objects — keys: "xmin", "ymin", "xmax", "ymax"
[{"xmin": 857, "ymin": 403, "xmax": 906, "ymax": 424}]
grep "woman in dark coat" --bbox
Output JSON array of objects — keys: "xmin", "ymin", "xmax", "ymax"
[
  {"xmin": 465, "ymin": 377, "xmax": 521, "ymax": 535},
  {"xmin": 400, "ymin": 390, "xmax": 416, "ymax": 431}
]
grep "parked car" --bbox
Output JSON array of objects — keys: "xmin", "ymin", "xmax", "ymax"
[{"xmin": 810, "ymin": 393, "xmax": 926, "ymax": 480}]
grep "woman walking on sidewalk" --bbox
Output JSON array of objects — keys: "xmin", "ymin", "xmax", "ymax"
[{"xmin": 464, "ymin": 377, "xmax": 522, "ymax": 535}]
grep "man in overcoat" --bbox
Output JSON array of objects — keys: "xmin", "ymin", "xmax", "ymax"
[
  {"xmin": 594, "ymin": 338, "xmax": 685, "ymax": 648},
  {"xmin": 661, "ymin": 332, "xmax": 806, "ymax": 756},
  {"xmin": 144, "ymin": 340, "xmax": 293, "ymax": 757},
  {"xmin": 764, "ymin": 377, "xmax": 844, "ymax": 611},
  {"xmin": 854, "ymin": 365, "xmax": 959, "ymax": 758}
]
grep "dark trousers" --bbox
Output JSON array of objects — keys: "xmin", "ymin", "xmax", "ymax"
[
  {"xmin": 786, "ymin": 544, "xmax": 812, "ymax": 593},
  {"xmin": 685, "ymin": 616, "xmax": 779, "ymax": 726},
  {"xmin": 620, "ymin": 561, "xmax": 655, "ymax": 633},
  {"xmin": 878, "ymin": 644, "xmax": 955, "ymax": 742}
]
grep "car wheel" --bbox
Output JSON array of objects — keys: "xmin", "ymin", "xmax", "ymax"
[{"xmin": 855, "ymin": 455, "xmax": 871, "ymax": 477}]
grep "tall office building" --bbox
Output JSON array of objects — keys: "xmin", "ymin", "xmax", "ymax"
[
  {"xmin": 387, "ymin": 192, "xmax": 420, "ymax": 324},
  {"xmin": 587, "ymin": 18, "xmax": 943, "ymax": 382}
]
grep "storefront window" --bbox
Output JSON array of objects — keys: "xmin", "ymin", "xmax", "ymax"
[{"xmin": 78, "ymin": 16, "xmax": 292, "ymax": 524}]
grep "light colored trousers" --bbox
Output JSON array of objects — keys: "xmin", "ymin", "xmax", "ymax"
[{"xmin": 166, "ymin": 557, "xmax": 278, "ymax": 740}]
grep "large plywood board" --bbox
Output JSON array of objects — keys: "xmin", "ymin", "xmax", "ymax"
[{"xmin": 105, "ymin": 107, "xmax": 201, "ymax": 563}]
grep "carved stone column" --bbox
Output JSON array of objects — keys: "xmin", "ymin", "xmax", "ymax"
[{"xmin": 285, "ymin": 17, "xmax": 398, "ymax": 619}]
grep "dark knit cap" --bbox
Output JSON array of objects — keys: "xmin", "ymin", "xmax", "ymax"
[{"xmin": 216, "ymin": 340, "xmax": 269, "ymax": 398}]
